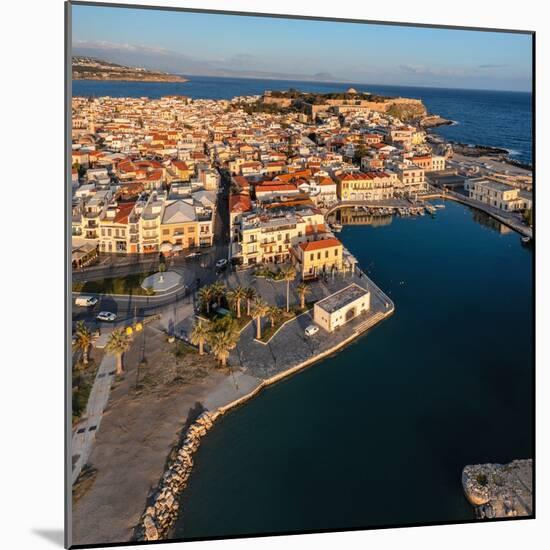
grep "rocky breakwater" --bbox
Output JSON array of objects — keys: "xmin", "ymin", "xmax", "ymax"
[
  {"xmin": 134, "ymin": 410, "xmax": 221, "ymax": 541},
  {"xmin": 462, "ymin": 459, "xmax": 533, "ymax": 519}
]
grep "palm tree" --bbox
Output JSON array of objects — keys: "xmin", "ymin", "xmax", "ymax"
[
  {"xmin": 251, "ymin": 299, "xmax": 269, "ymax": 340},
  {"xmin": 296, "ymin": 282, "xmax": 310, "ymax": 310},
  {"xmin": 227, "ymin": 285, "xmax": 247, "ymax": 318},
  {"xmin": 282, "ymin": 265, "xmax": 296, "ymax": 312},
  {"xmin": 198, "ymin": 285, "xmax": 214, "ymax": 314},
  {"xmin": 105, "ymin": 328, "xmax": 131, "ymax": 376},
  {"xmin": 73, "ymin": 321, "xmax": 92, "ymax": 366},
  {"xmin": 244, "ymin": 287, "xmax": 257, "ymax": 316},
  {"xmin": 267, "ymin": 305, "xmax": 281, "ymax": 328},
  {"xmin": 190, "ymin": 320, "xmax": 210, "ymax": 355},
  {"xmin": 208, "ymin": 319, "xmax": 239, "ymax": 368},
  {"xmin": 210, "ymin": 282, "xmax": 226, "ymax": 307}
]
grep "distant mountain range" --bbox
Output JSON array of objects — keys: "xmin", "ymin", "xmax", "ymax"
[
  {"xmin": 72, "ymin": 56, "xmax": 187, "ymax": 82},
  {"xmin": 72, "ymin": 43, "xmax": 345, "ymax": 83}
]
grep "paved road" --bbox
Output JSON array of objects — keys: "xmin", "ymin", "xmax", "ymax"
[
  {"xmin": 73, "ymin": 166, "xmax": 231, "ymax": 283},
  {"xmin": 71, "ymin": 167, "xmax": 233, "ymax": 483}
]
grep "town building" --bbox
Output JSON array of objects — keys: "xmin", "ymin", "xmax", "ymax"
[
  {"xmin": 292, "ymin": 237, "xmax": 343, "ymax": 280},
  {"xmin": 337, "ymin": 172, "xmax": 395, "ymax": 201},
  {"xmin": 313, "ymin": 283, "xmax": 371, "ymax": 332},
  {"xmin": 464, "ymin": 178, "xmax": 532, "ymax": 212}
]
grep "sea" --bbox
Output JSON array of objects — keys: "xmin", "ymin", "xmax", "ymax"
[
  {"xmin": 73, "ymin": 76, "xmax": 533, "ymax": 164},
  {"xmin": 72, "ymin": 76, "xmax": 534, "ymax": 538},
  {"xmin": 171, "ymin": 202, "xmax": 533, "ymax": 540}
]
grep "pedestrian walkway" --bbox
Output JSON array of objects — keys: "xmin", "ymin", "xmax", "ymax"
[{"xmin": 71, "ymin": 353, "xmax": 117, "ymax": 484}]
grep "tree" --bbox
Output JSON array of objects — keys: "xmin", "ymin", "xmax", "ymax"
[
  {"xmin": 296, "ymin": 282, "xmax": 310, "ymax": 310},
  {"xmin": 198, "ymin": 285, "xmax": 214, "ymax": 314},
  {"xmin": 105, "ymin": 328, "xmax": 131, "ymax": 376},
  {"xmin": 267, "ymin": 305, "xmax": 281, "ymax": 328},
  {"xmin": 207, "ymin": 318, "xmax": 239, "ymax": 368},
  {"xmin": 282, "ymin": 265, "xmax": 296, "ymax": 312},
  {"xmin": 190, "ymin": 320, "xmax": 210, "ymax": 355},
  {"xmin": 210, "ymin": 282, "xmax": 227, "ymax": 306},
  {"xmin": 228, "ymin": 285, "xmax": 247, "ymax": 319},
  {"xmin": 251, "ymin": 299, "xmax": 269, "ymax": 340},
  {"xmin": 73, "ymin": 321, "xmax": 93, "ymax": 366},
  {"xmin": 244, "ymin": 287, "xmax": 257, "ymax": 316}
]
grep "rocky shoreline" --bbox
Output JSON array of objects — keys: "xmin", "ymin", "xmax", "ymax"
[
  {"xmin": 420, "ymin": 114, "xmax": 454, "ymax": 128},
  {"xmin": 462, "ymin": 459, "xmax": 533, "ymax": 519},
  {"xmin": 134, "ymin": 294, "xmax": 394, "ymax": 542},
  {"xmin": 134, "ymin": 410, "xmax": 220, "ymax": 541}
]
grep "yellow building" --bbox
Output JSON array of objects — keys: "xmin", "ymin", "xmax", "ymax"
[
  {"xmin": 159, "ymin": 200, "xmax": 199, "ymax": 252},
  {"xmin": 293, "ymin": 237, "xmax": 343, "ymax": 280},
  {"xmin": 337, "ymin": 172, "xmax": 395, "ymax": 201}
]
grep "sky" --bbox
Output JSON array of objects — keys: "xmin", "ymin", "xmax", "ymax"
[{"xmin": 72, "ymin": 4, "xmax": 533, "ymax": 91}]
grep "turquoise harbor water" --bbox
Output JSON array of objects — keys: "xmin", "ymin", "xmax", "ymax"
[{"xmin": 173, "ymin": 201, "xmax": 533, "ymax": 539}]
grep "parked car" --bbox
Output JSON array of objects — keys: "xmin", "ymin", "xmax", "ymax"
[
  {"xmin": 96, "ymin": 311, "xmax": 117, "ymax": 322},
  {"xmin": 304, "ymin": 325, "xmax": 319, "ymax": 337},
  {"xmin": 186, "ymin": 251, "xmax": 202, "ymax": 258},
  {"xmin": 215, "ymin": 258, "xmax": 228, "ymax": 269},
  {"xmin": 75, "ymin": 296, "xmax": 98, "ymax": 307}
]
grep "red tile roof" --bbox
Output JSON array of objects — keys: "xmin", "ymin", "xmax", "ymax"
[
  {"xmin": 299, "ymin": 237, "xmax": 342, "ymax": 252},
  {"xmin": 114, "ymin": 202, "xmax": 136, "ymax": 224},
  {"xmin": 229, "ymin": 194, "xmax": 252, "ymax": 214}
]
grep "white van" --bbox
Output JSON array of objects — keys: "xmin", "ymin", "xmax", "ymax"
[
  {"xmin": 75, "ymin": 296, "xmax": 98, "ymax": 307},
  {"xmin": 304, "ymin": 325, "xmax": 319, "ymax": 337}
]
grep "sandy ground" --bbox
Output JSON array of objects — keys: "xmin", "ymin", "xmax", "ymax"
[{"xmin": 71, "ymin": 326, "xmax": 227, "ymax": 546}]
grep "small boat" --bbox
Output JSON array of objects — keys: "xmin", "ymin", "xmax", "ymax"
[
  {"xmin": 521, "ymin": 236, "xmax": 531, "ymax": 244},
  {"xmin": 434, "ymin": 204, "xmax": 446, "ymax": 209},
  {"xmin": 331, "ymin": 223, "xmax": 343, "ymax": 232}
]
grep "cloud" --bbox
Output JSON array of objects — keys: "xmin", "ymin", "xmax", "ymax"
[
  {"xmin": 72, "ymin": 40, "xmax": 343, "ymax": 82},
  {"xmin": 399, "ymin": 63, "xmax": 468, "ymax": 77},
  {"xmin": 478, "ymin": 64, "xmax": 507, "ymax": 69},
  {"xmin": 74, "ymin": 40, "xmax": 170, "ymax": 55}
]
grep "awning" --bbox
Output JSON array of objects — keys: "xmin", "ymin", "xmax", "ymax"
[{"xmin": 160, "ymin": 242, "xmax": 173, "ymax": 252}]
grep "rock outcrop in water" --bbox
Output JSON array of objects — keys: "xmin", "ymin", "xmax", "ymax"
[{"xmin": 462, "ymin": 459, "xmax": 533, "ymax": 519}]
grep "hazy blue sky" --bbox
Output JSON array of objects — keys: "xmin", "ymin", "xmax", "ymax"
[{"xmin": 72, "ymin": 4, "xmax": 532, "ymax": 91}]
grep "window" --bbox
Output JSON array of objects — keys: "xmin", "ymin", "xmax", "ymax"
[
  {"xmin": 325, "ymin": 251, "xmax": 329, "ymax": 258},
  {"xmin": 334, "ymin": 249, "xmax": 339, "ymax": 256},
  {"xmin": 310, "ymin": 253, "xmax": 314, "ymax": 261},
  {"xmin": 317, "ymin": 252, "xmax": 321, "ymax": 260},
  {"xmin": 163, "ymin": 229, "xmax": 169, "ymax": 235}
]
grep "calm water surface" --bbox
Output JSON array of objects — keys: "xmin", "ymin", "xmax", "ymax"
[{"xmin": 171, "ymin": 201, "xmax": 533, "ymax": 539}]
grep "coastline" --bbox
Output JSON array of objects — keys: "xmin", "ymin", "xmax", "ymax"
[
  {"xmin": 135, "ymin": 274, "xmax": 395, "ymax": 541},
  {"xmin": 74, "ymin": 76, "xmax": 188, "ymax": 83}
]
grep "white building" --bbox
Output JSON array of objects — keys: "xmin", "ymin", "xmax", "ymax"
[
  {"xmin": 313, "ymin": 283, "xmax": 371, "ymax": 333},
  {"xmin": 464, "ymin": 178, "xmax": 531, "ymax": 212}
]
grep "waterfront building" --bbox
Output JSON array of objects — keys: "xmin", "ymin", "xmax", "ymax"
[
  {"xmin": 292, "ymin": 237, "xmax": 344, "ymax": 280},
  {"xmin": 464, "ymin": 178, "xmax": 532, "ymax": 212},
  {"xmin": 336, "ymin": 171, "xmax": 395, "ymax": 201},
  {"xmin": 393, "ymin": 163, "xmax": 427, "ymax": 195},
  {"xmin": 313, "ymin": 283, "xmax": 371, "ymax": 332},
  {"xmin": 236, "ymin": 207, "xmax": 324, "ymax": 265}
]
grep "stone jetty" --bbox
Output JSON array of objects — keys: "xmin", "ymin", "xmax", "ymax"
[
  {"xmin": 462, "ymin": 459, "xmax": 533, "ymax": 519},
  {"xmin": 134, "ymin": 410, "xmax": 221, "ymax": 541}
]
